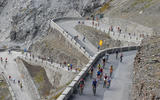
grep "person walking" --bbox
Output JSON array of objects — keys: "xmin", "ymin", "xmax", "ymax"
[
  {"xmin": 20, "ymin": 82, "xmax": 23, "ymax": 89},
  {"xmin": 102, "ymin": 57, "xmax": 106, "ymax": 67},
  {"xmin": 82, "ymin": 36, "xmax": 86, "ymax": 42},
  {"xmin": 9, "ymin": 76, "xmax": 11, "ymax": 81},
  {"xmin": 67, "ymin": 64, "xmax": 70, "ymax": 71},
  {"xmin": 79, "ymin": 79, "xmax": 85, "ymax": 95},
  {"xmin": 97, "ymin": 46, "xmax": 100, "ymax": 51},
  {"xmin": 120, "ymin": 53, "xmax": 123, "ymax": 62},
  {"xmin": 5, "ymin": 58, "xmax": 8, "ymax": 64},
  {"xmin": 92, "ymin": 79, "xmax": 97, "ymax": 96},
  {"xmin": 109, "ymin": 65, "xmax": 113, "ymax": 78}
]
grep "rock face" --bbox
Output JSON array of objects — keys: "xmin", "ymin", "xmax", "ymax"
[
  {"xmin": 0, "ymin": 0, "xmax": 104, "ymax": 43},
  {"xmin": 0, "ymin": 0, "xmax": 8, "ymax": 14},
  {"xmin": 29, "ymin": 28, "xmax": 89, "ymax": 68},
  {"xmin": 131, "ymin": 35, "xmax": 160, "ymax": 100}
]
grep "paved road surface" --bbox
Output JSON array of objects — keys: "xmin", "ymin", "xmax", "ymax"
[
  {"xmin": 71, "ymin": 50, "xmax": 137, "ymax": 100},
  {"xmin": 57, "ymin": 21, "xmax": 98, "ymax": 57},
  {"xmin": 56, "ymin": 19, "xmax": 142, "ymax": 47}
]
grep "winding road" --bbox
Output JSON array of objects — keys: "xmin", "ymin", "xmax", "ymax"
[{"xmin": 0, "ymin": 17, "xmax": 140, "ymax": 100}]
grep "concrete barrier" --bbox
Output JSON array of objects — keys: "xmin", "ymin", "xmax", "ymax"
[{"xmin": 57, "ymin": 45, "xmax": 140, "ymax": 100}]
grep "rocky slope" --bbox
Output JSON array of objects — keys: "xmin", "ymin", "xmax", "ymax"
[
  {"xmin": 131, "ymin": 35, "xmax": 160, "ymax": 100},
  {"xmin": 104, "ymin": 0, "xmax": 160, "ymax": 33},
  {"xmin": 0, "ymin": 0, "xmax": 105, "ymax": 44}
]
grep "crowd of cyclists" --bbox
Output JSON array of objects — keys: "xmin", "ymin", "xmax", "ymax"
[
  {"xmin": 0, "ymin": 48, "xmax": 124, "ymax": 96},
  {"xmin": 78, "ymin": 50, "xmax": 123, "ymax": 96}
]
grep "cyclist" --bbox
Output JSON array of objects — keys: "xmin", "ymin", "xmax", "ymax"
[
  {"xmin": 107, "ymin": 77, "xmax": 111, "ymax": 88},
  {"xmin": 92, "ymin": 79, "xmax": 97, "ymax": 96},
  {"xmin": 89, "ymin": 67, "xmax": 93, "ymax": 78},
  {"xmin": 70, "ymin": 64, "xmax": 73, "ymax": 70},
  {"xmin": 79, "ymin": 79, "xmax": 85, "ymax": 95},
  {"xmin": 105, "ymin": 54, "xmax": 109, "ymax": 62},
  {"xmin": 97, "ymin": 70, "xmax": 101, "ymax": 82},
  {"xmin": 100, "ymin": 68, "xmax": 103, "ymax": 80},
  {"xmin": 0, "ymin": 57, "xmax": 3, "ymax": 62},
  {"xmin": 97, "ymin": 64, "xmax": 101, "ymax": 70},
  {"xmin": 8, "ymin": 49, "xmax": 11, "ymax": 54},
  {"xmin": 103, "ymin": 73, "xmax": 108, "ymax": 88},
  {"xmin": 120, "ymin": 53, "xmax": 123, "ymax": 62},
  {"xmin": 116, "ymin": 50, "xmax": 119, "ymax": 59},
  {"xmin": 102, "ymin": 57, "xmax": 106, "ymax": 67},
  {"xmin": 5, "ymin": 58, "xmax": 8, "ymax": 64}
]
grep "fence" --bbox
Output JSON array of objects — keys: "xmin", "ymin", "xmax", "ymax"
[{"xmin": 57, "ymin": 45, "xmax": 140, "ymax": 100}]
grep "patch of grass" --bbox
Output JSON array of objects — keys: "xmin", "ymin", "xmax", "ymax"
[
  {"xmin": 0, "ymin": 82, "xmax": 6, "ymax": 87},
  {"xmin": 0, "ymin": 96, "xmax": 5, "ymax": 100},
  {"xmin": 131, "ymin": 0, "xmax": 153, "ymax": 7},
  {"xmin": 34, "ymin": 70, "xmax": 44, "ymax": 83}
]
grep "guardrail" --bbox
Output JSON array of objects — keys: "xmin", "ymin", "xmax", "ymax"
[
  {"xmin": 57, "ymin": 45, "xmax": 140, "ymax": 100},
  {"xmin": 53, "ymin": 17, "xmax": 85, "ymax": 22},
  {"xmin": 0, "ymin": 48, "xmax": 7, "ymax": 52},
  {"xmin": 50, "ymin": 20, "xmax": 91, "ymax": 59}
]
